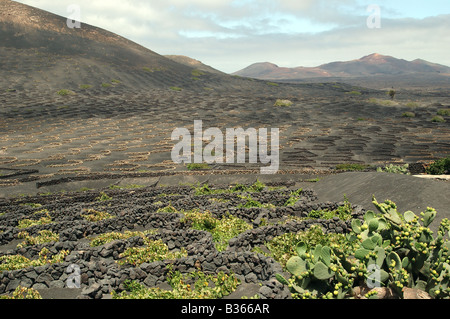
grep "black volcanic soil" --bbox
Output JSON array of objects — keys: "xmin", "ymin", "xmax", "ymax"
[{"xmin": 0, "ymin": 0, "xmax": 449, "ymax": 300}]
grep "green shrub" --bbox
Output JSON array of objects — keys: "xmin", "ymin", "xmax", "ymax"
[
  {"xmin": 95, "ymin": 192, "xmax": 112, "ymax": 201},
  {"xmin": 431, "ymin": 115, "xmax": 445, "ymax": 123},
  {"xmin": 0, "ymin": 248, "xmax": 69, "ymax": 272},
  {"xmin": 192, "ymin": 180, "xmax": 267, "ymax": 196},
  {"xmin": 81, "ymin": 209, "xmax": 114, "ymax": 222},
  {"xmin": 306, "ymin": 197, "xmax": 353, "ymax": 221},
  {"xmin": 17, "ymin": 230, "xmax": 59, "ymax": 248},
  {"xmin": 405, "ymin": 102, "xmax": 419, "ymax": 108},
  {"xmin": 57, "ymin": 89, "xmax": 75, "ymax": 96},
  {"xmin": 170, "ymin": 86, "xmax": 183, "ymax": 91},
  {"xmin": 402, "ymin": 112, "xmax": 415, "ymax": 118},
  {"xmin": 90, "ymin": 230, "xmax": 156, "ymax": 247},
  {"xmin": 377, "ymin": 164, "xmax": 410, "ymax": 175},
  {"xmin": 274, "ymin": 99, "xmax": 293, "ymax": 107},
  {"xmin": 437, "ymin": 109, "xmax": 450, "ymax": 116},
  {"xmin": 346, "ymin": 91, "xmax": 362, "ymax": 96},
  {"xmin": 388, "ymin": 89, "xmax": 396, "ymax": 100},
  {"xmin": 0, "ymin": 286, "xmax": 42, "ymax": 299},
  {"xmin": 191, "ymin": 69, "xmax": 205, "ymax": 77},
  {"xmin": 181, "ymin": 210, "xmax": 252, "ymax": 251},
  {"xmin": 266, "ymin": 225, "xmax": 348, "ymax": 269},
  {"xmin": 112, "ymin": 269, "xmax": 240, "ymax": 299},
  {"xmin": 118, "ymin": 239, "xmax": 187, "ymax": 266},
  {"xmin": 17, "ymin": 213, "xmax": 52, "ymax": 229},
  {"xmin": 284, "ymin": 188, "xmax": 304, "ymax": 206},
  {"xmin": 426, "ymin": 157, "xmax": 450, "ymax": 175}
]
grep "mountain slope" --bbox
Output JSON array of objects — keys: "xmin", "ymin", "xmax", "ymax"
[
  {"xmin": 164, "ymin": 55, "xmax": 225, "ymax": 74},
  {"xmin": 0, "ymin": 0, "xmax": 251, "ymax": 93}
]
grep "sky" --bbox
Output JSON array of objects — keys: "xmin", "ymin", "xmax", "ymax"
[{"xmin": 15, "ymin": 0, "xmax": 450, "ymax": 73}]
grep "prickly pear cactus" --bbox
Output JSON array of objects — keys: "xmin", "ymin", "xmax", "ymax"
[{"xmin": 277, "ymin": 197, "xmax": 450, "ymax": 299}]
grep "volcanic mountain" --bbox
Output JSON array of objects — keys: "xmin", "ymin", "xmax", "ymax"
[
  {"xmin": 164, "ymin": 55, "xmax": 225, "ymax": 75},
  {"xmin": 0, "ymin": 0, "xmax": 245, "ymax": 92},
  {"xmin": 233, "ymin": 54, "xmax": 450, "ymax": 88}
]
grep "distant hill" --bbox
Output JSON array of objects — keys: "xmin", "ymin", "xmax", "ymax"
[{"xmin": 233, "ymin": 54, "xmax": 450, "ymax": 83}]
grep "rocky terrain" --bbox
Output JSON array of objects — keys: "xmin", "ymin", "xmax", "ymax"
[{"xmin": 0, "ymin": 180, "xmax": 367, "ymax": 299}]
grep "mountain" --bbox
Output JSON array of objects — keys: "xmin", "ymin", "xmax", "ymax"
[
  {"xmin": 0, "ymin": 0, "xmax": 246, "ymax": 93},
  {"xmin": 164, "ymin": 55, "xmax": 224, "ymax": 74},
  {"xmin": 233, "ymin": 53, "xmax": 450, "ymax": 80}
]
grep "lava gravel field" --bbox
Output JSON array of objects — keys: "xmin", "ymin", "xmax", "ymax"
[{"xmin": 0, "ymin": 181, "xmax": 366, "ymax": 299}]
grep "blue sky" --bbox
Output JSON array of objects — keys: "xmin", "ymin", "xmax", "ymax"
[{"xmin": 15, "ymin": 0, "xmax": 450, "ymax": 73}]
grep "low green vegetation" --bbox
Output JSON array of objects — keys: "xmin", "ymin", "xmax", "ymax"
[
  {"xmin": 191, "ymin": 69, "xmax": 205, "ymax": 77},
  {"xmin": 95, "ymin": 192, "xmax": 112, "ymax": 201},
  {"xmin": 432, "ymin": 115, "xmax": 446, "ymax": 123},
  {"xmin": 81, "ymin": 209, "xmax": 115, "ymax": 222},
  {"xmin": 0, "ymin": 286, "xmax": 42, "ymax": 299},
  {"xmin": 284, "ymin": 188, "xmax": 304, "ymax": 207},
  {"xmin": 57, "ymin": 89, "xmax": 75, "ymax": 96},
  {"xmin": 377, "ymin": 164, "xmax": 410, "ymax": 175},
  {"xmin": 402, "ymin": 112, "xmax": 415, "ymax": 118},
  {"xmin": 266, "ymin": 82, "xmax": 279, "ymax": 86},
  {"xmin": 437, "ymin": 109, "xmax": 450, "ymax": 117},
  {"xmin": 237, "ymin": 194, "xmax": 275, "ymax": 209},
  {"xmin": 170, "ymin": 86, "xmax": 183, "ymax": 91},
  {"xmin": 112, "ymin": 269, "xmax": 240, "ymax": 299},
  {"xmin": 276, "ymin": 197, "xmax": 450, "ymax": 299},
  {"xmin": 89, "ymin": 230, "xmax": 157, "ymax": 247},
  {"xmin": 274, "ymin": 99, "xmax": 293, "ymax": 107},
  {"xmin": 118, "ymin": 239, "xmax": 187, "ymax": 266},
  {"xmin": 17, "ymin": 230, "xmax": 59, "ymax": 248},
  {"xmin": 306, "ymin": 197, "xmax": 353, "ymax": 221},
  {"xmin": 193, "ymin": 180, "xmax": 267, "ymax": 196},
  {"xmin": 79, "ymin": 84, "xmax": 92, "ymax": 89},
  {"xmin": 405, "ymin": 102, "xmax": 419, "ymax": 108},
  {"xmin": 181, "ymin": 210, "xmax": 252, "ymax": 251},
  {"xmin": 426, "ymin": 157, "xmax": 450, "ymax": 175},
  {"xmin": 265, "ymin": 225, "xmax": 348, "ymax": 269},
  {"xmin": 0, "ymin": 248, "xmax": 69, "ymax": 272},
  {"xmin": 388, "ymin": 89, "xmax": 396, "ymax": 100},
  {"xmin": 346, "ymin": 91, "xmax": 362, "ymax": 96},
  {"xmin": 17, "ymin": 213, "xmax": 52, "ymax": 229},
  {"xmin": 368, "ymin": 98, "xmax": 395, "ymax": 106}
]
